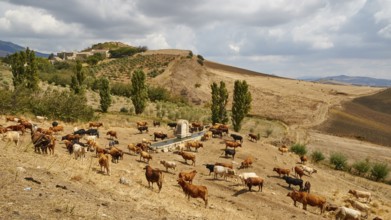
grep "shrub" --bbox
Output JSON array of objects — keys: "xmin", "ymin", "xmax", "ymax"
[
  {"xmin": 194, "ymin": 83, "xmax": 201, "ymax": 88},
  {"xmin": 310, "ymin": 151, "xmax": 325, "ymax": 163},
  {"xmin": 120, "ymin": 107, "xmax": 129, "ymax": 113},
  {"xmin": 352, "ymin": 159, "xmax": 371, "ymax": 176},
  {"xmin": 290, "ymin": 143, "xmax": 307, "ymax": 156},
  {"xmin": 265, "ymin": 128, "xmax": 273, "ymax": 138},
  {"xmin": 371, "ymin": 162, "xmax": 390, "ymax": 181},
  {"xmin": 330, "ymin": 152, "xmax": 348, "ymax": 170}
]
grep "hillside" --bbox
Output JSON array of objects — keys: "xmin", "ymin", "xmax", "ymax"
[
  {"xmin": 0, "ymin": 40, "xmax": 50, "ymax": 58},
  {"xmin": 315, "ymin": 88, "xmax": 391, "ymax": 147}
]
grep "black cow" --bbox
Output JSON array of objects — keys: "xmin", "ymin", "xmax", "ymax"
[
  {"xmin": 230, "ymin": 134, "xmax": 243, "ymax": 143},
  {"xmin": 138, "ymin": 126, "xmax": 148, "ymax": 133},
  {"xmin": 52, "ymin": 121, "xmax": 58, "ymax": 127},
  {"xmin": 221, "ymin": 149, "xmax": 236, "ymax": 159},
  {"xmin": 282, "ymin": 176, "xmax": 303, "ymax": 190},
  {"xmin": 109, "ymin": 140, "xmax": 119, "ymax": 147},
  {"xmin": 154, "ymin": 132, "xmax": 167, "ymax": 141},
  {"xmin": 204, "ymin": 164, "xmax": 215, "ymax": 175},
  {"xmin": 167, "ymin": 122, "xmax": 177, "ymax": 129},
  {"xmin": 73, "ymin": 129, "xmax": 86, "ymax": 136},
  {"xmin": 85, "ymin": 129, "xmax": 99, "ymax": 138}
]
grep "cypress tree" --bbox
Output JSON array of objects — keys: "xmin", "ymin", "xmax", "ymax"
[
  {"xmin": 210, "ymin": 81, "xmax": 229, "ymax": 124},
  {"xmin": 99, "ymin": 77, "xmax": 111, "ymax": 113}
]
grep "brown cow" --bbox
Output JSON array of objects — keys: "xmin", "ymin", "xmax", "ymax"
[
  {"xmin": 177, "ymin": 178, "xmax": 208, "ymax": 208},
  {"xmin": 240, "ymin": 156, "xmax": 253, "ymax": 169},
  {"xmin": 136, "ymin": 121, "xmax": 148, "ymax": 127},
  {"xmin": 178, "ymin": 151, "xmax": 196, "ymax": 166},
  {"xmin": 144, "ymin": 165, "xmax": 163, "ymax": 193},
  {"xmin": 225, "ymin": 140, "xmax": 241, "ymax": 149},
  {"xmin": 245, "ymin": 177, "xmax": 264, "ymax": 192},
  {"xmin": 185, "ymin": 140, "xmax": 203, "ymax": 152},
  {"xmin": 273, "ymin": 167, "xmax": 291, "ymax": 177},
  {"xmin": 6, "ymin": 125, "xmax": 26, "ymax": 135},
  {"xmin": 248, "ymin": 133, "xmax": 258, "ymax": 142},
  {"xmin": 49, "ymin": 125, "xmax": 64, "ymax": 133},
  {"xmin": 98, "ymin": 153, "xmax": 111, "ymax": 176},
  {"xmin": 300, "ymin": 155, "xmax": 308, "ymax": 164},
  {"xmin": 106, "ymin": 130, "xmax": 117, "ymax": 139},
  {"xmin": 287, "ymin": 190, "xmax": 327, "ymax": 214},
  {"xmin": 89, "ymin": 122, "xmax": 103, "ymax": 128},
  {"xmin": 294, "ymin": 166, "xmax": 305, "ymax": 179},
  {"xmin": 178, "ymin": 170, "xmax": 197, "ymax": 184}
]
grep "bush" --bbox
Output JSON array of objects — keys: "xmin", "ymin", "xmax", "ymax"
[
  {"xmin": 290, "ymin": 143, "xmax": 307, "ymax": 156},
  {"xmin": 194, "ymin": 83, "xmax": 201, "ymax": 88},
  {"xmin": 330, "ymin": 152, "xmax": 348, "ymax": 170},
  {"xmin": 352, "ymin": 159, "xmax": 371, "ymax": 176},
  {"xmin": 371, "ymin": 162, "xmax": 390, "ymax": 181},
  {"xmin": 265, "ymin": 128, "xmax": 273, "ymax": 138},
  {"xmin": 310, "ymin": 151, "xmax": 325, "ymax": 163},
  {"xmin": 120, "ymin": 107, "xmax": 128, "ymax": 113}
]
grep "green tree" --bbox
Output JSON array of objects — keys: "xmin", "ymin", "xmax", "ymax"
[
  {"xmin": 210, "ymin": 81, "xmax": 229, "ymax": 124},
  {"xmin": 70, "ymin": 60, "xmax": 85, "ymax": 94},
  {"xmin": 231, "ymin": 80, "xmax": 252, "ymax": 132},
  {"xmin": 10, "ymin": 48, "xmax": 39, "ymax": 90},
  {"xmin": 371, "ymin": 162, "xmax": 389, "ymax": 181},
  {"xmin": 130, "ymin": 69, "xmax": 148, "ymax": 114},
  {"xmin": 98, "ymin": 77, "xmax": 111, "ymax": 113}
]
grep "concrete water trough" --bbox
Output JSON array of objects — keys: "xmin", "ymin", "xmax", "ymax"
[{"xmin": 150, "ymin": 131, "xmax": 205, "ymax": 152}]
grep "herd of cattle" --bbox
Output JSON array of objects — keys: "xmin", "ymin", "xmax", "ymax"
[{"xmin": 0, "ymin": 115, "xmax": 384, "ymax": 219}]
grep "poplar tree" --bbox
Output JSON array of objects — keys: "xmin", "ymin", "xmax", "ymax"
[
  {"xmin": 231, "ymin": 80, "xmax": 252, "ymax": 132},
  {"xmin": 210, "ymin": 81, "xmax": 229, "ymax": 124},
  {"xmin": 130, "ymin": 69, "xmax": 148, "ymax": 114},
  {"xmin": 71, "ymin": 60, "xmax": 85, "ymax": 94}
]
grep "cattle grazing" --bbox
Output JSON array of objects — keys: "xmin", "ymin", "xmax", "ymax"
[
  {"xmin": 160, "ymin": 160, "xmax": 176, "ymax": 172},
  {"xmin": 240, "ymin": 156, "xmax": 253, "ymax": 169},
  {"xmin": 154, "ymin": 132, "xmax": 167, "ymax": 141},
  {"xmin": 225, "ymin": 140, "xmax": 241, "ymax": 149},
  {"xmin": 177, "ymin": 178, "xmax": 208, "ymax": 208},
  {"xmin": 139, "ymin": 150, "xmax": 153, "ymax": 163},
  {"xmin": 218, "ymin": 124, "xmax": 229, "ymax": 135},
  {"xmin": 202, "ymin": 131, "xmax": 212, "ymax": 141},
  {"xmin": 221, "ymin": 149, "xmax": 236, "ymax": 159},
  {"xmin": 19, "ymin": 121, "xmax": 33, "ymax": 132},
  {"xmin": 335, "ymin": 206, "xmax": 362, "ymax": 220},
  {"xmin": 63, "ymin": 140, "xmax": 74, "ymax": 154},
  {"xmin": 73, "ymin": 129, "xmax": 86, "ymax": 136},
  {"xmin": 287, "ymin": 190, "xmax": 327, "ymax": 214},
  {"xmin": 73, "ymin": 144, "xmax": 87, "ymax": 160},
  {"xmin": 294, "ymin": 166, "xmax": 305, "ymax": 179},
  {"xmin": 85, "ymin": 129, "xmax": 99, "ymax": 138},
  {"xmin": 230, "ymin": 134, "xmax": 243, "ymax": 143},
  {"xmin": 282, "ymin": 176, "xmax": 303, "ymax": 190},
  {"xmin": 0, "ymin": 126, "xmax": 7, "ymax": 134},
  {"xmin": 61, "ymin": 134, "xmax": 81, "ymax": 141},
  {"xmin": 348, "ymin": 189, "xmax": 372, "ymax": 203},
  {"xmin": 36, "ymin": 116, "xmax": 48, "ymax": 121},
  {"xmin": 47, "ymin": 136, "xmax": 56, "ymax": 155},
  {"xmin": 127, "ymin": 144, "xmax": 140, "ymax": 155},
  {"xmin": 95, "ymin": 145, "xmax": 109, "ymax": 156},
  {"xmin": 248, "ymin": 133, "xmax": 258, "ymax": 142},
  {"xmin": 209, "ymin": 128, "xmax": 223, "ymax": 138},
  {"xmin": 108, "ymin": 140, "xmax": 119, "ymax": 148},
  {"xmin": 98, "ymin": 153, "xmax": 111, "ymax": 175},
  {"xmin": 215, "ymin": 162, "xmax": 233, "ymax": 169},
  {"xmin": 6, "ymin": 115, "xmax": 20, "ymax": 122},
  {"xmin": 109, "ymin": 147, "xmax": 123, "ymax": 163},
  {"xmin": 6, "ymin": 125, "xmax": 26, "ymax": 135},
  {"xmin": 204, "ymin": 164, "xmax": 215, "ymax": 176},
  {"xmin": 89, "ymin": 122, "xmax": 103, "ymax": 128},
  {"xmin": 52, "ymin": 121, "xmax": 58, "ymax": 127},
  {"xmin": 300, "ymin": 165, "xmax": 317, "ymax": 176},
  {"xmin": 144, "ymin": 165, "xmax": 163, "ymax": 193},
  {"xmin": 31, "ymin": 132, "xmax": 51, "ymax": 154},
  {"xmin": 273, "ymin": 167, "xmax": 291, "ymax": 177},
  {"xmin": 178, "ymin": 170, "xmax": 197, "ymax": 184},
  {"xmin": 136, "ymin": 121, "xmax": 148, "ymax": 127},
  {"xmin": 136, "ymin": 142, "xmax": 150, "ymax": 152},
  {"xmin": 167, "ymin": 122, "xmax": 177, "ymax": 129},
  {"xmin": 301, "ymin": 181, "xmax": 311, "ymax": 194},
  {"xmin": 153, "ymin": 120, "xmax": 161, "ymax": 127},
  {"xmin": 178, "ymin": 151, "xmax": 196, "ymax": 166},
  {"xmin": 300, "ymin": 155, "xmax": 308, "ymax": 164},
  {"xmin": 278, "ymin": 145, "xmax": 289, "ymax": 155},
  {"xmin": 2, "ymin": 131, "xmax": 20, "ymax": 145},
  {"xmin": 138, "ymin": 126, "xmax": 149, "ymax": 133},
  {"xmin": 213, "ymin": 166, "xmax": 236, "ymax": 181},
  {"xmin": 346, "ymin": 199, "xmax": 370, "ymax": 218},
  {"xmin": 185, "ymin": 140, "xmax": 203, "ymax": 152},
  {"xmin": 245, "ymin": 177, "xmax": 264, "ymax": 192},
  {"xmin": 237, "ymin": 172, "xmax": 258, "ymax": 186},
  {"xmin": 49, "ymin": 125, "xmax": 64, "ymax": 133},
  {"xmin": 106, "ymin": 130, "xmax": 117, "ymax": 139}
]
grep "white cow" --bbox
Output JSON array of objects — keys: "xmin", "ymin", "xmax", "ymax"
[
  {"xmin": 160, "ymin": 160, "xmax": 176, "ymax": 172},
  {"xmin": 236, "ymin": 172, "xmax": 258, "ymax": 185},
  {"xmin": 335, "ymin": 206, "xmax": 361, "ymax": 220},
  {"xmin": 300, "ymin": 165, "xmax": 317, "ymax": 176},
  {"xmin": 73, "ymin": 144, "xmax": 87, "ymax": 160},
  {"xmin": 2, "ymin": 131, "xmax": 20, "ymax": 146}
]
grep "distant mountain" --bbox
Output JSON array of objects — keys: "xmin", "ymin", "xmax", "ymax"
[
  {"xmin": 300, "ymin": 75, "xmax": 391, "ymax": 87},
  {"xmin": 0, "ymin": 40, "xmax": 50, "ymax": 58}
]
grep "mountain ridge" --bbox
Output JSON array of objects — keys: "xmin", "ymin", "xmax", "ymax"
[{"xmin": 0, "ymin": 40, "xmax": 50, "ymax": 58}]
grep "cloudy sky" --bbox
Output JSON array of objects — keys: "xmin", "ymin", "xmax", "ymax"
[{"xmin": 1, "ymin": 0, "xmax": 391, "ymax": 79}]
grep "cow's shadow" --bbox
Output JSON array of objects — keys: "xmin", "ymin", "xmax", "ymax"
[{"xmin": 232, "ymin": 189, "xmax": 248, "ymax": 197}]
